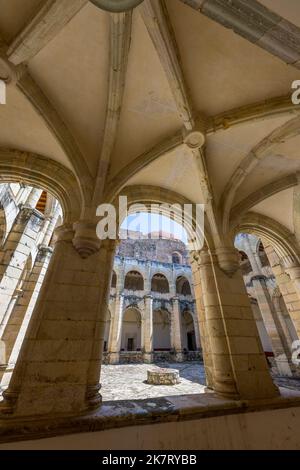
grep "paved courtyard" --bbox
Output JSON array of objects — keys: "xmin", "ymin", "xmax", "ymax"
[
  {"xmin": 101, "ymin": 362, "xmax": 207, "ymax": 401},
  {"xmin": 1, "ymin": 362, "xmax": 300, "ymax": 403}
]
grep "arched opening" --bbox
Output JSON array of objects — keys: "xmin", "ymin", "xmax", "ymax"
[
  {"xmin": 124, "ymin": 270, "xmax": 144, "ymax": 291},
  {"xmin": 103, "ymin": 310, "xmax": 111, "ymax": 354},
  {"xmin": 172, "ymin": 252, "xmax": 182, "ymax": 264},
  {"xmin": 257, "ymin": 241, "xmax": 270, "ymax": 268},
  {"xmin": 176, "ymin": 276, "xmax": 191, "ymax": 296},
  {"xmin": 238, "ymin": 250, "xmax": 252, "ymax": 275},
  {"xmin": 0, "ymin": 181, "xmax": 63, "ymax": 390},
  {"xmin": 111, "ymin": 271, "xmax": 117, "ymax": 288},
  {"xmin": 36, "ymin": 191, "xmax": 48, "ymax": 214},
  {"xmin": 181, "ymin": 310, "xmax": 197, "ymax": 351},
  {"xmin": 151, "ymin": 273, "xmax": 169, "ymax": 293},
  {"xmin": 153, "ymin": 309, "xmax": 171, "ymax": 351},
  {"xmin": 235, "ymin": 231, "xmax": 297, "ymax": 377},
  {"xmin": 121, "ymin": 307, "xmax": 142, "ymax": 352}
]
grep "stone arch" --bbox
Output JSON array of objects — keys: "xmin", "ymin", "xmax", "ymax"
[
  {"xmin": 151, "ymin": 273, "xmax": 170, "ymax": 294},
  {"xmin": 111, "ymin": 270, "xmax": 117, "ymax": 288},
  {"xmin": 121, "ymin": 307, "xmax": 142, "ymax": 352},
  {"xmin": 113, "ymin": 185, "xmax": 210, "ymax": 252},
  {"xmin": 124, "ymin": 270, "xmax": 144, "ymax": 291},
  {"xmin": 153, "ymin": 308, "xmax": 171, "ymax": 351},
  {"xmin": 234, "ymin": 212, "xmax": 300, "ymax": 264},
  {"xmin": 0, "ymin": 148, "xmax": 82, "ymax": 222},
  {"xmin": 172, "ymin": 251, "xmax": 182, "ymax": 264},
  {"xmin": 103, "ymin": 309, "xmax": 111, "ymax": 353},
  {"xmin": 176, "ymin": 276, "xmax": 191, "ymax": 296}
]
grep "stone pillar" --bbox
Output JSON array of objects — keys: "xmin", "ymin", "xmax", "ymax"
[
  {"xmin": 171, "ymin": 297, "xmax": 184, "ymax": 362},
  {"xmin": 143, "ymin": 295, "xmax": 153, "ymax": 363},
  {"xmin": 282, "ymin": 258, "xmax": 300, "ymax": 337},
  {"xmin": 251, "ymin": 274, "xmax": 292, "ymax": 376},
  {"xmin": 24, "ymin": 188, "xmax": 43, "ymax": 208},
  {"xmin": 0, "ymin": 207, "xmax": 44, "ymax": 325},
  {"xmin": 272, "ymin": 290, "xmax": 294, "ymax": 353},
  {"xmin": 0, "ymin": 246, "xmax": 53, "ymax": 385},
  {"xmin": 263, "ymin": 245, "xmax": 300, "ymax": 341},
  {"xmin": 0, "ymin": 222, "xmax": 115, "ymax": 418},
  {"xmin": 108, "ymin": 293, "xmax": 124, "ymax": 364},
  {"xmin": 190, "ymin": 253, "xmax": 214, "ymax": 388},
  {"xmin": 193, "ymin": 315, "xmax": 202, "ymax": 351},
  {"xmin": 198, "ymin": 247, "xmax": 278, "ymax": 400}
]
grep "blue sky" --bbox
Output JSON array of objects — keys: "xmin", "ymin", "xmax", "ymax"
[{"xmin": 121, "ymin": 213, "xmax": 188, "ymax": 243}]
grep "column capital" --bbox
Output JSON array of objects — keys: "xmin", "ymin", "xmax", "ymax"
[
  {"xmin": 37, "ymin": 244, "xmax": 54, "ymax": 259},
  {"xmin": 251, "ymin": 274, "xmax": 268, "ymax": 283},
  {"xmin": 73, "ymin": 220, "xmax": 101, "ymax": 259},
  {"xmin": 215, "ymin": 246, "xmax": 240, "ymax": 277}
]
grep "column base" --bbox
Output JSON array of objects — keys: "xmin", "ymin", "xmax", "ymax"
[
  {"xmin": 275, "ymin": 357, "xmax": 293, "ymax": 377},
  {"xmin": 85, "ymin": 384, "xmax": 102, "ymax": 411},
  {"xmin": 109, "ymin": 352, "xmax": 120, "ymax": 364},
  {"xmin": 143, "ymin": 352, "xmax": 153, "ymax": 364}
]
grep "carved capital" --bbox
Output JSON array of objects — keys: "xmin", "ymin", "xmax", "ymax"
[
  {"xmin": 215, "ymin": 247, "xmax": 240, "ymax": 277},
  {"xmin": 73, "ymin": 220, "xmax": 101, "ymax": 259}
]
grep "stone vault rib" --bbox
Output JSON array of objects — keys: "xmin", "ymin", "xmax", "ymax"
[
  {"xmin": 7, "ymin": 0, "xmax": 89, "ymax": 66},
  {"xmin": 181, "ymin": 0, "xmax": 300, "ymax": 69}
]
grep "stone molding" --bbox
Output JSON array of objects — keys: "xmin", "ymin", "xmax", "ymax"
[
  {"xmin": 0, "ymin": 148, "xmax": 82, "ymax": 223},
  {"xmin": 93, "ymin": 11, "xmax": 132, "ymax": 204},
  {"xmin": 234, "ymin": 211, "xmax": 300, "ymax": 265},
  {"xmin": 7, "ymin": 0, "xmax": 88, "ymax": 66},
  {"xmin": 140, "ymin": 0, "xmax": 195, "ymax": 131},
  {"xmin": 181, "ymin": 0, "xmax": 300, "ymax": 69}
]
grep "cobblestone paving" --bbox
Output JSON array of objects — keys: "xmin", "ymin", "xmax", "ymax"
[{"xmin": 101, "ymin": 362, "xmax": 207, "ymax": 401}]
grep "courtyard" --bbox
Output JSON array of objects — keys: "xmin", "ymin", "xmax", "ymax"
[{"xmin": 100, "ymin": 362, "xmax": 300, "ymax": 402}]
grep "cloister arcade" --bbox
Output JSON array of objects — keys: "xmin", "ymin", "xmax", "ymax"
[
  {"xmin": 0, "ymin": 0, "xmax": 300, "ymax": 449},
  {"xmin": 105, "ymin": 236, "xmax": 200, "ymax": 364}
]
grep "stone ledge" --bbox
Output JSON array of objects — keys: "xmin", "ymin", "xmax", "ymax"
[{"xmin": 1, "ymin": 388, "xmax": 300, "ymax": 445}]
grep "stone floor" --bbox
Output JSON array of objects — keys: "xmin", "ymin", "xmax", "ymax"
[
  {"xmin": 101, "ymin": 361, "xmax": 207, "ymax": 401},
  {"xmin": 1, "ymin": 361, "xmax": 300, "ymax": 403}
]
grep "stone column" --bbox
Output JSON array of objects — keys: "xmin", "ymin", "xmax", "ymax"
[
  {"xmin": 282, "ymin": 258, "xmax": 300, "ymax": 337},
  {"xmin": 199, "ymin": 247, "xmax": 278, "ymax": 400},
  {"xmin": 190, "ymin": 253, "xmax": 214, "ymax": 388},
  {"xmin": 0, "ymin": 222, "xmax": 115, "ymax": 418},
  {"xmin": 143, "ymin": 294, "xmax": 153, "ymax": 363},
  {"xmin": 0, "ymin": 246, "xmax": 53, "ymax": 385},
  {"xmin": 171, "ymin": 297, "xmax": 184, "ymax": 362},
  {"xmin": 24, "ymin": 188, "xmax": 43, "ymax": 208},
  {"xmin": 251, "ymin": 274, "xmax": 292, "ymax": 376},
  {"xmin": 272, "ymin": 290, "xmax": 294, "ymax": 353},
  {"xmin": 193, "ymin": 314, "xmax": 202, "ymax": 351},
  {"xmin": 108, "ymin": 293, "xmax": 124, "ymax": 364},
  {"xmin": 0, "ymin": 206, "xmax": 44, "ymax": 325}
]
